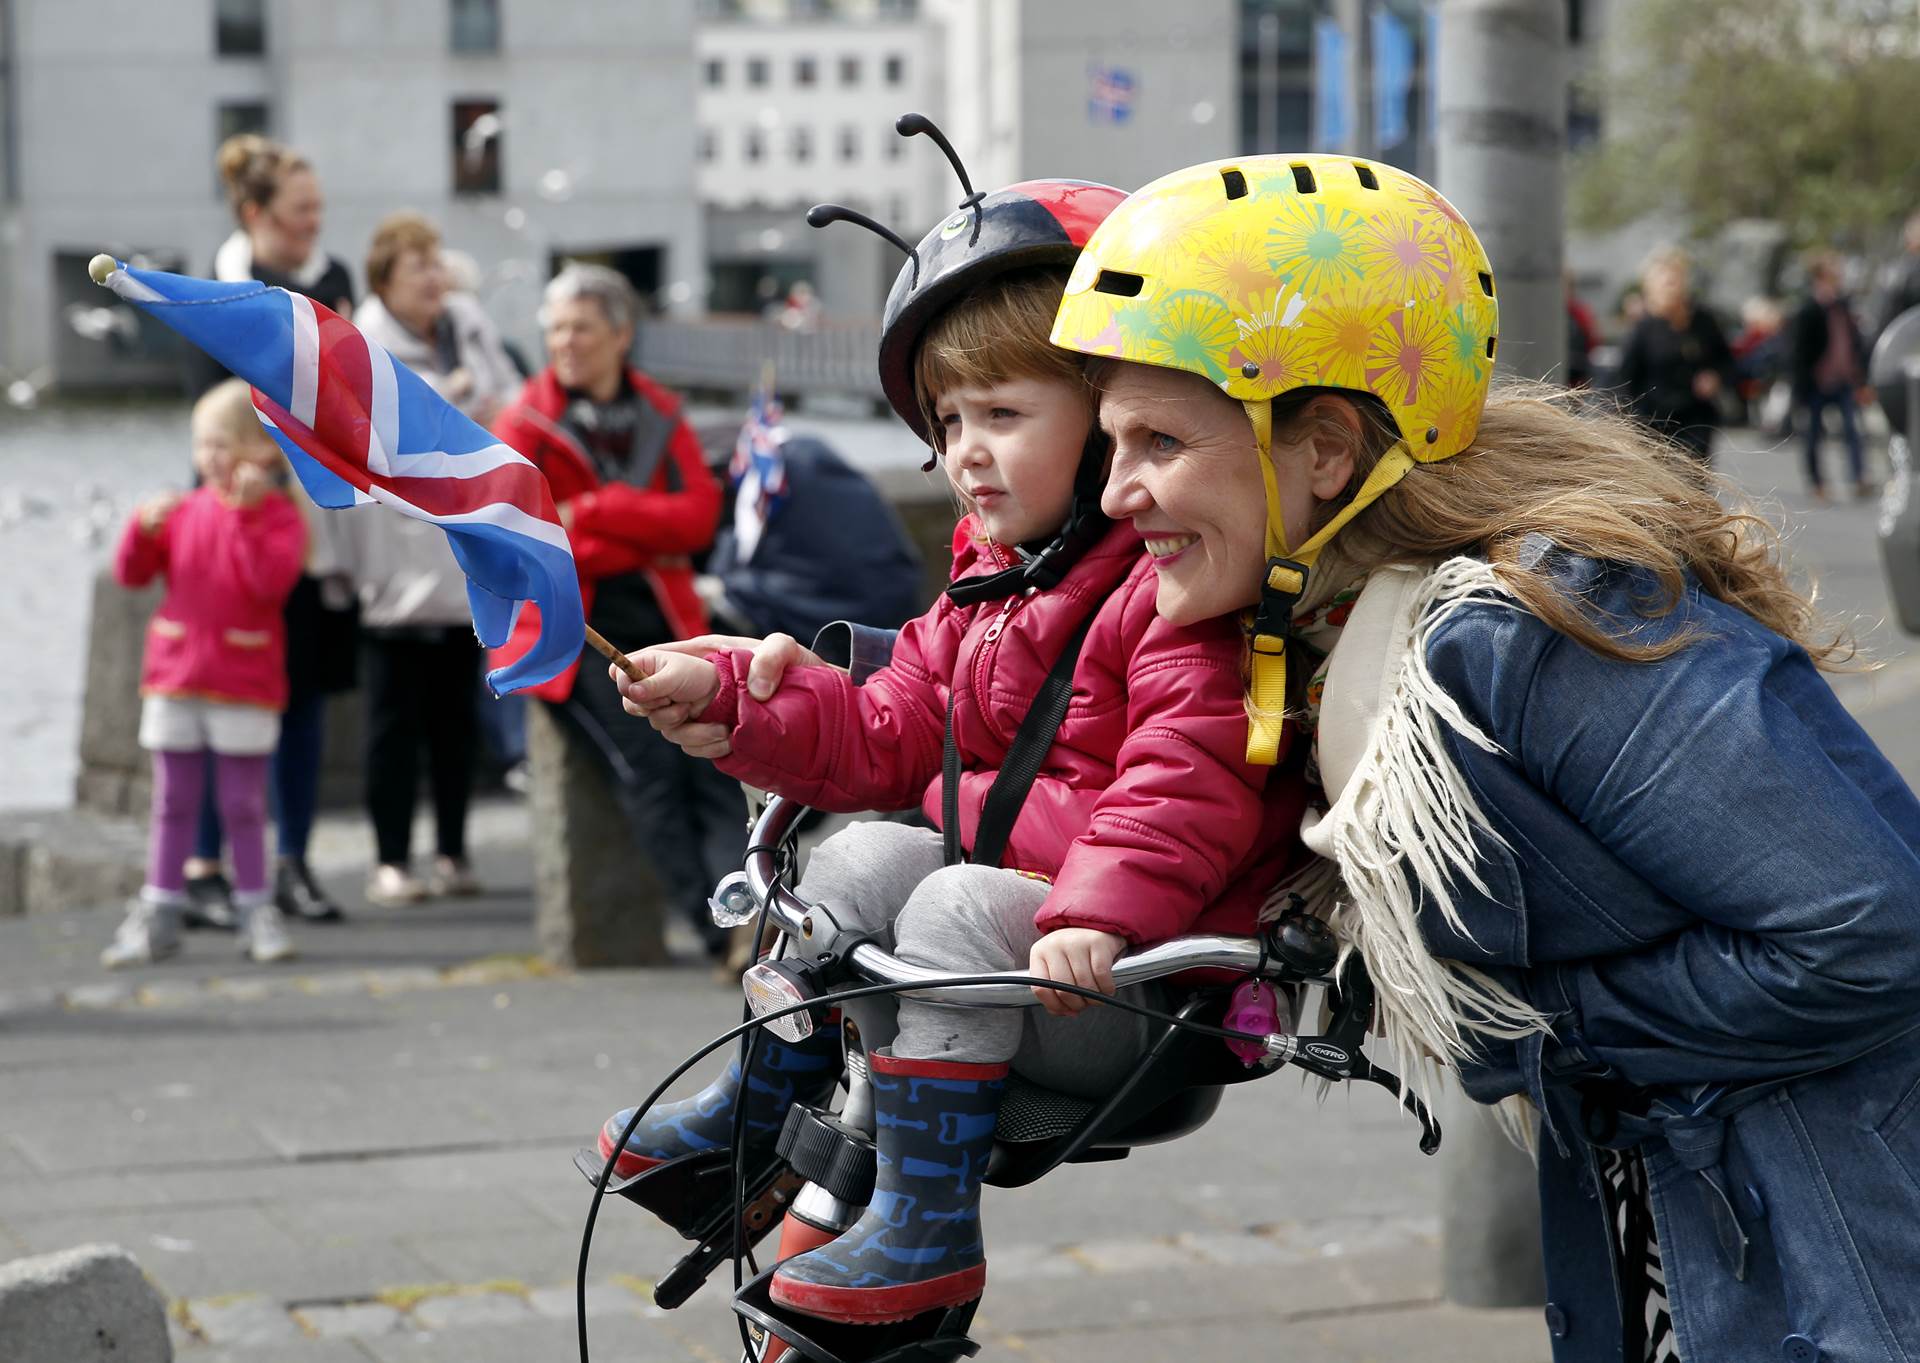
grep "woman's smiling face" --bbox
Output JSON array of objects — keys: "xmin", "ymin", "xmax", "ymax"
[{"xmin": 1097, "ymin": 363, "xmax": 1350, "ymax": 626}]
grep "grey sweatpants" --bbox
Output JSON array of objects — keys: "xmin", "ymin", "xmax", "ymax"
[{"xmin": 796, "ymin": 820, "xmax": 1162, "ymax": 1099}]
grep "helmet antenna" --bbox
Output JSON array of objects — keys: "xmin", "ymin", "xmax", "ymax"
[
  {"xmin": 806, "ymin": 203, "xmax": 919, "ymax": 289},
  {"xmin": 896, "ymin": 113, "xmax": 985, "ymax": 244}
]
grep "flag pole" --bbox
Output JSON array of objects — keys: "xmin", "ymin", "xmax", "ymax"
[{"xmin": 583, "ymin": 628, "xmax": 645, "ymax": 683}]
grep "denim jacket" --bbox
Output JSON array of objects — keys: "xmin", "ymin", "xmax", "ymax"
[{"xmin": 1421, "ymin": 545, "xmax": 1920, "ymax": 1363}]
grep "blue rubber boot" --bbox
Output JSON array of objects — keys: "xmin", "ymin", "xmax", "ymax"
[
  {"xmin": 597, "ymin": 1018, "xmax": 843, "ymax": 1179},
  {"xmin": 770, "ymin": 1050, "xmax": 1006, "ymax": 1324}
]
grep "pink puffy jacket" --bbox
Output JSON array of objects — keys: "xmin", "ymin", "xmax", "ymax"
[
  {"xmin": 706, "ymin": 517, "xmax": 1314, "ymax": 944},
  {"xmin": 114, "ymin": 488, "xmax": 308, "ymax": 711}
]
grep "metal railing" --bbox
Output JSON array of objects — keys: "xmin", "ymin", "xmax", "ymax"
[{"xmin": 634, "ymin": 317, "xmax": 884, "ymax": 400}]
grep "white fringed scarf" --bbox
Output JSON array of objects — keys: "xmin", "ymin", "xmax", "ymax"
[{"xmin": 1273, "ymin": 558, "xmax": 1552, "ymax": 1148}]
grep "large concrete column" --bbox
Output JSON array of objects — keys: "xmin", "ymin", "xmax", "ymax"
[
  {"xmin": 1436, "ymin": 0, "xmax": 1567, "ymax": 385},
  {"xmin": 1432, "ymin": 0, "xmax": 1565, "ymax": 1310}
]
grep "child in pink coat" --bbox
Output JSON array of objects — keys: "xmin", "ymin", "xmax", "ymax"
[{"xmin": 102, "ymin": 379, "xmax": 308, "ymax": 968}]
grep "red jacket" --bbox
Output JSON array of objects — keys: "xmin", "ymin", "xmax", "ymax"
[
  {"xmin": 489, "ymin": 366, "xmax": 720, "ymax": 700},
  {"xmin": 114, "ymin": 488, "xmax": 307, "ymax": 711},
  {"xmin": 705, "ymin": 517, "xmax": 1314, "ymax": 943}
]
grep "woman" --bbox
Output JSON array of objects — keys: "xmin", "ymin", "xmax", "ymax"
[
  {"xmin": 489, "ymin": 264, "xmax": 744, "ymax": 957},
  {"xmin": 1611, "ymin": 246, "xmax": 1735, "ymax": 463},
  {"xmin": 647, "ymin": 157, "xmax": 1920, "ymax": 1362},
  {"xmin": 185, "ymin": 133, "xmax": 357, "ymax": 927},
  {"xmin": 340, "ymin": 212, "xmax": 520, "ymax": 903}
]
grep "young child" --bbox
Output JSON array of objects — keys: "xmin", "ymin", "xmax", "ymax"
[
  {"xmin": 102, "ymin": 379, "xmax": 308, "ymax": 969},
  {"xmin": 595, "ymin": 182, "xmax": 1310, "ymax": 1327}
]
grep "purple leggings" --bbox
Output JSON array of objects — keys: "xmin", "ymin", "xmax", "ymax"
[{"xmin": 149, "ymin": 750, "xmax": 270, "ymax": 897}]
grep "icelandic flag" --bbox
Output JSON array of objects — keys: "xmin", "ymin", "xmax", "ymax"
[
  {"xmin": 727, "ymin": 384, "xmax": 789, "ymax": 563},
  {"xmin": 89, "ymin": 258, "xmax": 582, "ymax": 695}
]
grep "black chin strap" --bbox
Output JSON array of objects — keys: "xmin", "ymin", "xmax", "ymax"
[{"xmin": 944, "ymin": 430, "xmax": 1111, "ymax": 608}]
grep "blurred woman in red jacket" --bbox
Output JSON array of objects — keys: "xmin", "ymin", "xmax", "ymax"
[{"xmin": 490, "ymin": 265, "xmax": 741, "ymax": 955}]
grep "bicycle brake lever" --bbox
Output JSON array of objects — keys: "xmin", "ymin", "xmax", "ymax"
[{"xmin": 1260, "ymin": 1033, "xmax": 1442, "ymax": 1157}]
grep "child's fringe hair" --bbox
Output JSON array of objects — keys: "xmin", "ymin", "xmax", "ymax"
[{"xmin": 911, "ymin": 266, "xmax": 1090, "ymax": 446}]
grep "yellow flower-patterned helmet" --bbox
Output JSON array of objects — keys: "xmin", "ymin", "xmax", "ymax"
[{"xmin": 1050, "ymin": 154, "xmax": 1498, "ymax": 764}]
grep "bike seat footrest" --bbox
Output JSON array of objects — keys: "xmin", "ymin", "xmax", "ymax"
[
  {"xmin": 733, "ymin": 1266, "xmax": 979, "ymax": 1363},
  {"xmin": 777, "ymin": 1104, "xmax": 877, "ymax": 1206}
]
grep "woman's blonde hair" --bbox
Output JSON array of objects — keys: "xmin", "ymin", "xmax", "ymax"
[
  {"xmin": 217, "ymin": 133, "xmax": 310, "ymax": 225},
  {"xmin": 1289, "ymin": 382, "xmax": 1857, "ymax": 670},
  {"xmin": 912, "ymin": 267, "xmax": 1090, "ymax": 444}
]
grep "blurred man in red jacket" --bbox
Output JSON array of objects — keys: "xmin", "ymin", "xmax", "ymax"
[{"xmin": 492, "ymin": 264, "xmax": 742, "ymax": 956}]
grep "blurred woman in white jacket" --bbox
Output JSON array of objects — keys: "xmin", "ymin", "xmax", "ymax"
[{"xmin": 343, "ymin": 212, "xmax": 520, "ymax": 904}]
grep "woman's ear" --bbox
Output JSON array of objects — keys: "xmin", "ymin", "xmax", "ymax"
[{"xmin": 1301, "ymin": 395, "xmax": 1361, "ymax": 500}]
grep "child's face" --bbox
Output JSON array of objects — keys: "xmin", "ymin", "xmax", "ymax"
[
  {"xmin": 934, "ymin": 376, "xmax": 1090, "ymax": 546},
  {"xmin": 192, "ymin": 423, "xmax": 277, "ymax": 493}
]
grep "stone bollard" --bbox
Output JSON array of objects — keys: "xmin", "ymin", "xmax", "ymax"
[
  {"xmin": 526, "ymin": 699, "xmax": 668, "ymax": 967},
  {"xmin": 0, "ymin": 1243, "xmax": 172, "ymax": 1363},
  {"xmin": 75, "ymin": 567, "xmax": 161, "ymax": 817}
]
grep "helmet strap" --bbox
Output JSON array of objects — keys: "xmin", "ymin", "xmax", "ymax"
[{"xmin": 1237, "ymin": 395, "xmax": 1417, "ymax": 765}]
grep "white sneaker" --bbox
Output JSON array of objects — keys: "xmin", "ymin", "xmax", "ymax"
[
  {"xmin": 429, "ymin": 855, "xmax": 482, "ymax": 898},
  {"xmin": 367, "ymin": 863, "xmax": 428, "ymax": 906},
  {"xmin": 237, "ymin": 901, "xmax": 296, "ymax": 964},
  {"xmin": 100, "ymin": 896, "xmax": 184, "ymax": 970}
]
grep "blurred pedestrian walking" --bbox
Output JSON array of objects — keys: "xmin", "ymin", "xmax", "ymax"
[
  {"xmin": 1871, "ymin": 209, "xmax": 1920, "ymax": 341},
  {"xmin": 337, "ymin": 212, "xmax": 520, "ymax": 904},
  {"xmin": 1611, "ymin": 246, "xmax": 1734, "ymax": 463},
  {"xmin": 184, "ymin": 133, "xmax": 358, "ymax": 928},
  {"xmin": 490, "ymin": 265, "xmax": 744, "ymax": 956},
  {"xmin": 103, "ymin": 381, "xmax": 307, "ymax": 968},
  {"xmin": 1791, "ymin": 251, "xmax": 1876, "ymax": 502}
]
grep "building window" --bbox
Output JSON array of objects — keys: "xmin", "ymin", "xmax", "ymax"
[
  {"xmin": 452, "ymin": 99, "xmax": 503, "ymax": 195},
  {"xmin": 698, "ymin": 128, "xmax": 718, "ymax": 162},
  {"xmin": 744, "ymin": 129, "xmax": 765, "ymax": 162},
  {"xmin": 795, "ymin": 56, "xmax": 817, "ymax": 86},
  {"xmin": 877, "ymin": 0, "xmax": 917, "ymax": 17},
  {"xmin": 883, "ymin": 128, "xmax": 904, "ymax": 160},
  {"xmin": 215, "ymin": 0, "xmax": 266, "ymax": 56},
  {"xmin": 705, "ymin": 57, "xmax": 725, "ymax": 86},
  {"xmin": 450, "ymin": 0, "xmax": 500, "ymax": 52},
  {"xmin": 839, "ymin": 55, "xmax": 861, "ymax": 85},
  {"xmin": 215, "ymin": 102, "xmax": 270, "ymax": 191},
  {"xmin": 747, "ymin": 56, "xmax": 769, "ymax": 86},
  {"xmin": 790, "ymin": 126, "xmax": 813, "ymax": 162},
  {"xmin": 883, "ymin": 54, "xmax": 905, "ymax": 85},
  {"xmin": 839, "ymin": 125, "xmax": 860, "ymax": 162}
]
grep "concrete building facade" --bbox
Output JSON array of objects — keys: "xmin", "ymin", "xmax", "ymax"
[{"xmin": 0, "ymin": 0, "xmax": 701, "ymax": 390}]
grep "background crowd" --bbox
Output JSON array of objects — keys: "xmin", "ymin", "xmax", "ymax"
[{"xmin": 105, "ymin": 131, "xmax": 921, "ymax": 969}]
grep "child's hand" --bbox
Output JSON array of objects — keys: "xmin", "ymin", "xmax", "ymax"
[
  {"xmin": 612, "ymin": 651, "xmax": 723, "ymax": 739},
  {"xmin": 1028, "ymin": 927, "xmax": 1130, "ymax": 1017},
  {"xmin": 137, "ymin": 491, "xmax": 183, "ymax": 534},
  {"xmin": 227, "ymin": 460, "xmax": 271, "ymax": 508}
]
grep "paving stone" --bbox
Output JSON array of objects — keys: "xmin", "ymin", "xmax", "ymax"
[
  {"xmin": 359, "ymin": 1313, "xmax": 667, "ymax": 1363},
  {"xmin": 407, "ymin": 1289, "xmax": 534, "ymax": 1330},
  {"xmin": 184, "ymin": 1291, "xmax": 303, "ymax": 1346},
  {"xmin": 1067, "ymin": 1234, "xmax": 1195, "ymax": 1274},
  {"xmin": 525, "ymin": 1278, "xmax": 649, "ymax": 1320},
  {"xmin": 62, "ymin": 983, "xmax": 133, "ymax": 1010},
  {"xmin": 0, "ymin": 986, "xmax": 59, "ymax": 1015},
  {"xmin": 361, "ymin": 969, "xmax": 443, "ymax": 994},
  {"xmin": 1176, "ymin": 1226, "xmax": 1314, "ymax": 1267},
  {"xmin": 294, "ymin": 1300, "xmax": 402, "ymax": 1339},
  {"xmin": 299, "ymin": 972, "xmax": 372, "ymax": 997}
]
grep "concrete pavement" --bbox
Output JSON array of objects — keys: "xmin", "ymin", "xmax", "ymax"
[{"xmin": 3, "ymin": 423, "xmax": 1914, "ymax": 1362}]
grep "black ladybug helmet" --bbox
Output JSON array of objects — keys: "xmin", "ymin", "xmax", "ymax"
[
  {"xmin": 808, "ymin": 114, "xmax": 1126, "ymax": 445},
  {"xmin": 809, "ymin": 116, "xmax": 1125, "ymax": 605}
]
